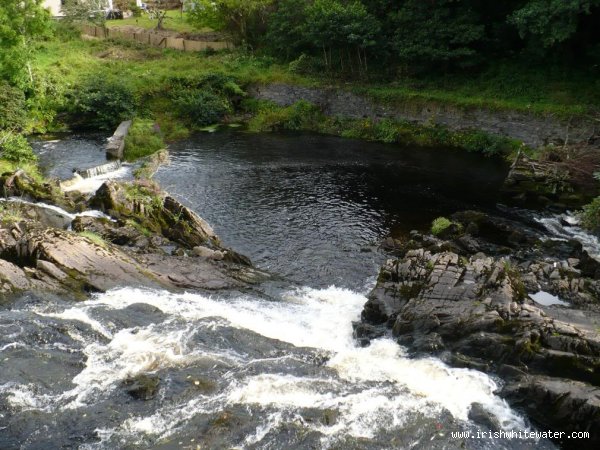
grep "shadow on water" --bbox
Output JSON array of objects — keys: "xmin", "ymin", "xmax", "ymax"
[{"xmin": 155, "ymin": 131, "xmax": 509, "ymax": 288}]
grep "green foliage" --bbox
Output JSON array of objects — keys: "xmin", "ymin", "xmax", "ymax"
[
  {"xmin": 0, "ymin": 0, "xmax": 52, "ymax": 87},
  {"xmin": 510, "ymin": 0, "xmax": 600, "ymax": 48},
  {"xmin": 246, "ymin": 100, "xmax": 324, "ymax": 132},
  {"xmin": 0, "ymin": 82, "xmax": 27, "ymax": 131},
  {"xmin": 69, "ymin": 75, "xmax": 137, "ymax": 130},
  {"xmin": 0, "ymin": 132, "xmax": 37, "ymax": 163},
  {"xmin": 391, "ymin": 0, "xmax": 484, "ymax": 69},
  {"xmin": 581, "ymin": 197, "xmax": 600, "ymax": 233},
  {"xmin": 431, "ymin": 217, "xmax": 453, "ymax": 236},
  {"xmin": 186, "ymin": 0, "xmax": 275, "ymax": 45},
  {"xmin": 123, "ymin": 119, "xmax": 166, "ymax": 161},
  {"xmin": 172, "ymin": 90, "xmax": 230, "ymax": 126},
  {"xmin": 267, "ymin": 0, "xmax": 379, "ymax": 73},
  {"xmin": 167, "ymin": 73, "xmax": 242, "ymax": 126}
]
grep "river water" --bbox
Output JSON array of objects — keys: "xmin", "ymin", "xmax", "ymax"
[{"xmin": 1, "ymin": 132, "xmax": 555, "ymax": 449}]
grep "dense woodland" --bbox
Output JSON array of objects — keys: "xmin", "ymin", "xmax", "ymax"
[{"xmin": 188, "ymin": 0, "xmax": 600, "ymax": 74}]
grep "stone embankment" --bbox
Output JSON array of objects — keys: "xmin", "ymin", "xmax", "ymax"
[{"xmin": 250, "ymin": 83, "xmax": 598, "ymax": 149}]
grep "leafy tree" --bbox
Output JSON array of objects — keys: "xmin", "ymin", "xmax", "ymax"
[
  {"xmin": 305, "ymin": 0, "xmax": 379, "ymax": 73},
  {"xmin": 62, "ymin": 0, "xmax": 109, "ymax": 28},
  {"xmin": 0, "ymin": 82, "xmax": 27, "ymax": 131},
  {"xmin": 148, "ymin": 0, "xmax": 169, "ymax": 30},
  {"xmin": 186, "ymin": 0, "xmax": 275, "ymax": 46},
  {"xmin": 0, "ymin": 0, "xmax": 51, "ymax": 88},
  {"xmin": 265, "ymin": 0, "xmax": 310, "ymax": 58},
  {"xmin": 391, "ymin": 0, "xmax": 485, "ymax": 70},
  {"xmin": 509, "ymin": 0, "xmax": 600, "ymax": 48},
  {"xmin": 0, "ymin": 131, "xmax": 37, "ymax": 163}
]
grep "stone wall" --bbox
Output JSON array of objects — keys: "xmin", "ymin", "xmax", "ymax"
[{"xmin": 249, "ymin": 84, "xmax": 599, "ymax": 148}]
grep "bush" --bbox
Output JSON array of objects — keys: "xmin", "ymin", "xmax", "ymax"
[
  {"xmin": 0, "ymin": 132, "xmax": 37, "ymax": 164},
  {"xmin": 0, "ymin": 82, "xmax": 27, "ymax": 131},
  {"xmin": 123, "ymin": 119, "xmax": 165, "ymax": 161},
  {"xmin": 581, "ymin": 197, "xmax": 600, "ymax": 233},
  {"xmin": 166, "ymin": 74, "xmax": 242, "ymax": 127},
  {"xmin": 172, "ymin": 90, "xmax": 230, "ymax": 126},
  {"xmin": 431, "ymin": 217, "xmax": 452, "ymax": 236},
  {"xmin": 247, "ymin": 100, "xmax": 324, "ymax": 132},
  {"xmin": 70, "ymin": 75, "xmax": 137, "ymax": 130}
]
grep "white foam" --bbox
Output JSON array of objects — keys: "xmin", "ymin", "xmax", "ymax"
[
  {"xmin": 1, "ymin": 197, "xmax": 112, "ymax": 223},
  {"xmin": 13, "ymin": 285, "xmax": 526, "ymax": 446},
  {"xmin": 61, "ymin": 166, "xmax": 131, "ymax": 194},
  {"xmin": 537, "ymin": 214, "xmax": 600, "ymax": 261}
]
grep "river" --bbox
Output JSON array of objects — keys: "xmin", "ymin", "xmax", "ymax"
[{"xmin": 0, "ymin": 131, "xmax": 555, "ymax": 449}]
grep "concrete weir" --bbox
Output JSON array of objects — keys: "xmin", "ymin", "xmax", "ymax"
[{"xmin": 106, "ymin": 120, "xmax": 132, "ymax": 159}]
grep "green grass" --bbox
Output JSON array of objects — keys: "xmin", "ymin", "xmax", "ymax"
[
  {"xmin": 0, "ymin": 160, "xmax": 44, "ymax": 182},
  {"xmin": 0, "ymin": 202, "xmax": 23, "ymax": 225},
  {"xmin": 77, "ymin": 231, "xmax": 108, "ymax": 248},
  {"xmin": 105, "ymin": 11, "xmax": 207, "ymax": 34},
  {"xmin": 29, "ymin": 33, "xmax": 600, "ymax": 147},
  {"xmin": 123, "ymin": 118, "xmax": 166, "ymax": 161}
]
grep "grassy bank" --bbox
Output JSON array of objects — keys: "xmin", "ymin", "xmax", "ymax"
[{"xmin": 23, "ymin": 32, "xmax": 599, "ymax": 163}]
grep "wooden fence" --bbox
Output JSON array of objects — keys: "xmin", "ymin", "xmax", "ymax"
[{"xmin": 82, "ymin": 25, "xmax": 233, "ymax": 52}]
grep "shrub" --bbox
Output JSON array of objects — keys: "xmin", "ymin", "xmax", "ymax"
[
  {"xmin": 70, "ymin": 75, "xmax": 137, "ymax": 130},
  {"xmin": 0, "ymin": 132, "xmax": 37, "ymax": 164},
  {"xmin": 0, "ymin": 82, "xmax": 27, "ymax": 131},
  {"xmin": 123, "ymin": 119, "xmax": 166, "ymax": 161},
  {"xmin": 172, "ymin": 90, "xmax": 230, "ymax": 126},
  {"xmin": 581, "ymin": 197, "xmax": 600, "ymax": 233},
  {"xmin": 431, "ymin": 217, "xmax": 452, "ymax": 236},
  {"xmin": 247, "ymin": 100, "xmax": 324, "ymax": 132}
]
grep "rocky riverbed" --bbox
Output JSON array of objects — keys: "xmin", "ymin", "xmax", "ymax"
[
  {"xmin": 360, "ymin": 209, "xmax": 600, "ymax": 447},
  {"xmin": 2, "ymin": 131, "xmax": 599, "ymax": 449},
  {"xmin": 0, "ymin": 170, "xmax": 263, "ymax": 299}
]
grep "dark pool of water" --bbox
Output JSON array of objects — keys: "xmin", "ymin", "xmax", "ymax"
[{"xmin": 156, "ymin": 131, "xmax": 509, "ymax": 288}]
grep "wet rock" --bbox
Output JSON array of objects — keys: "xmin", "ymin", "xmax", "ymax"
[
  {"xmin": 352, "ymin": 321, "xmax": 386, "ymax": 346},
  {"xmin": 193, "ymin": 246, "xmax": 225, "ymax": 260},
  {"xmin": 364, "ymin": 231, "xmax": 600, "ymax": 447},
  {"xmin": 502, "ymin": 376, "xmax": 600, "ymax": 446},
  {"xmin": 123, "ymin": 374, "xmax": 160, "ymax": 400},
  {"xmin": 468, "ymin": 403, "xmax": 502, "ymax": 432}
]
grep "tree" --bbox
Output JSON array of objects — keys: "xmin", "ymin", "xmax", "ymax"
[
  {"xmin": 390, "ymin": 0, "xmax": 485, "ymax": 70},
  {"xmin": 62, "ymin": 0, "xmax": 110, "ymax": 28},
  {"xmin": 305, "ymin": 0, "xmax": 379, "ymax": 73},
  {"xmin": 509, "ymin": 0, "xmax": 600, "ymax": 48},
  {"xmin": 186, "ymin": 0, "xmax": 275, "ymax": 46},
  {"xmin": 0, "ymin": 0, "xmax": 51, "ymax": 88},
  {"xmin": 148, "ymin": 0, "xmax": 169, "ymax": 31}
]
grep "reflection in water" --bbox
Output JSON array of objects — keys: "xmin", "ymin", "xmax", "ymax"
[{"xmin": 156, "ymin": 131, "xmax": 508, "ymax": 288}]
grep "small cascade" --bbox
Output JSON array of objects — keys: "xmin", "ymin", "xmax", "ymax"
[
  {"xmin": 0, "ymin": 197, "xmax": 113, "ymax": 229},
  {"xmin": 536, "ymin": 213, "xmax": 600, "ymax": 261},
  {"xmin": 60, "ymin": 162, "xmax": 131, "ymax": 194},
  {"xmin": 76, "ymin": 161, "xmax": 122, "ymax": 179}
]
